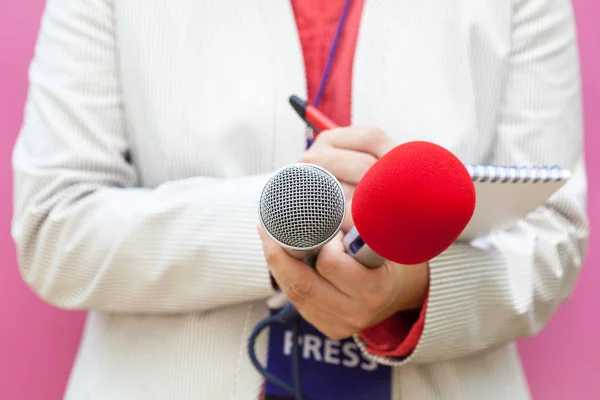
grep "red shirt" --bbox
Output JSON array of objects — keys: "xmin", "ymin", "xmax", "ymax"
[
  {"xmin": 290, "ymin": 0, "xmax": 426, "ymax": 360},
  {"xmin": 290, "ymin": 0, "xmax": 363, "ymax": 126}
]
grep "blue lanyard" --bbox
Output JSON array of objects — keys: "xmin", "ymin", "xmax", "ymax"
[{"xmin": 306, "ymin": 0, "xmax": 353, "ymax": 149}]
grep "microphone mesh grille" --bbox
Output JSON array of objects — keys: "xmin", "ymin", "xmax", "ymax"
[{"xmin": 259, "ymin": 164, "xmax": 345, "ymax": 249}]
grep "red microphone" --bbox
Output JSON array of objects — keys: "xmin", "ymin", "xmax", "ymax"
[
  {"xmin": 346, "ymin": 141, "xmax": 475, "ymax": 266},
  {"xmin": 289, "ymin": 95, "xmax": 476, "ymax": 266}
]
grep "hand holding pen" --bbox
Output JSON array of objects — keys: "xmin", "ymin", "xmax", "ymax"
[{"xmin": 289, "ymin": 95, "xmax": 396, "ymax": 231}]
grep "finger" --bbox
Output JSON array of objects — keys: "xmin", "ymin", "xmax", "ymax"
[
  {"xmin": 296, "ymin": 308, "xmax": 358, "ymax": 340},
  {"xmin": 316, "ymin": 232, "xmax": 387, "ymax": 297},
  {"xmin": 301, "ymin": 147, "xmax": 376, "ymax": 185},
  {"xmin": 341, "ymin": 183, "xmax": 355, "ymax": 201},
  {"xmin": 257, "ymin": 226, "xmax": 348, "ymax": 310},
  {"xmin": 314, "ymin": 126, "xmax": 396, "ymax": 158},
  {"xmin": 341, "ymin": 200, "xmax": 354, "ymax": 233}
]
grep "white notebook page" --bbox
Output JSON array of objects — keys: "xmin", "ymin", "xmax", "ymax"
[{"xmin": 457, "ymin": 164, "xmax": 570, "ymax": 241}]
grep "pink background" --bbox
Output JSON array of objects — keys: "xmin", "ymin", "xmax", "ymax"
[{"xmin": 0, "ymin": 1, "xmax": 598, "ymax": 399}]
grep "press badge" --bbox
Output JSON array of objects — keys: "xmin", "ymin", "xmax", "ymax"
[{"xmin": 264, "ymin": 307, "xmax": 392, "ymax": 400}]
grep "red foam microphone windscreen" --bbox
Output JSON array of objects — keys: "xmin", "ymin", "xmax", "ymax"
[{"xmin": 352, "ymin": 141, "xmax": 476, "ymax": 265}]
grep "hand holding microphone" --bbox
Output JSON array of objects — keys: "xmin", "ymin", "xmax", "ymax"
[
  {"xmin": 258, "ymin": 226, "xmax": 428, "ymax": 340},
  {"xmin": 258, "ymin": 147, "xmax": 475, "ymax": 338}
]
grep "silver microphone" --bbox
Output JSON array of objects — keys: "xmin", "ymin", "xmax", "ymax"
[
  {"xmin": 258, "ymin": 163, "xmax": 386, "ymax": 268},
  {"xmin": 258, "ymin": 163, "xmax": 346, "ymax": 266}
]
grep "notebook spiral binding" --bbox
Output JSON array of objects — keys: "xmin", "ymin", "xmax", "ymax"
[{"xmin": 464, "ymin": 164, "xmax": 566, "ymax": 184}]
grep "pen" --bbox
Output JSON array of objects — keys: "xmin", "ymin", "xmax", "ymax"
[{"xmin": 289, "ymin": 95, "xmax": 338, "ymax": 134}]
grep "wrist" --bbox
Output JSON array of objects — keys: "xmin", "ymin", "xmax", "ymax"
[{"xmin": 393, "ymin": 261, "xmax": 429, "ymax": 312}]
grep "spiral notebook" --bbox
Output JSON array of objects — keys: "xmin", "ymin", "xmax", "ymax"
[{"xmin": 457, "ymin": 164, "xmax": 571, "ymax": 241}]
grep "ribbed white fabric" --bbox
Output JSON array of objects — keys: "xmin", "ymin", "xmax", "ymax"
[{"xmin": 11, "ymin": 0, "xmax": 588, "ymax": 399}]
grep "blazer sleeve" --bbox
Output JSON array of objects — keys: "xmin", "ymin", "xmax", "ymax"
[
  {"xmin": 354, "ymin": 0, "xmax": 589, "ymax": 364},
  {"xmin": 11, "ymin": 0, "xmax": 275, "ymax": 314}
]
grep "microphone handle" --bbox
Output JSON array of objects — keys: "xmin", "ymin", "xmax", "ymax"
[
  {"xmin": 343, "ymin": 227, "xmax": 386, "ymax": 268},
  {"xmin": 283, "ymin": 247, "xmax": 319, "ymax": 268}
]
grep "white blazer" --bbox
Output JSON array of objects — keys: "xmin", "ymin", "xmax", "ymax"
[{"xmin": 12, "ymin": 0, "xmax": 588, "ymax": 399}]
